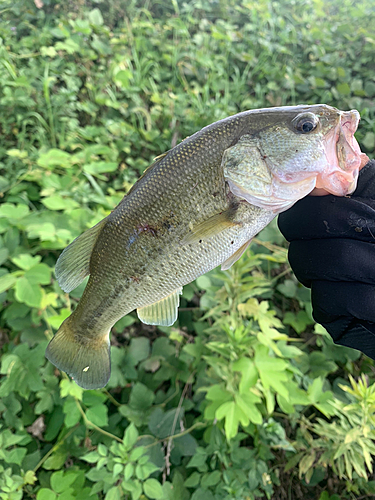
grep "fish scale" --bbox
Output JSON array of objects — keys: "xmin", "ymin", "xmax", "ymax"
[{"xmin": 46, "ymin": 104, "xmax": 364, "ymax": 389}]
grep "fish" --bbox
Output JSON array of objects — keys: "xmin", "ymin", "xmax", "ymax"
[{"xmin": 45, "ymin": 104, "xmax": 364, "ymax": 389}]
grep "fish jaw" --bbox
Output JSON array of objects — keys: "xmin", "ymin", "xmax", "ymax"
[{"xmin": 315, "ymin": 109, "xmax": 362, "ymax": 196}]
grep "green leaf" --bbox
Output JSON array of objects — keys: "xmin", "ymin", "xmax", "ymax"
[
  {"xmin": 196, "ymin": 275, "xmax": 211, "ymax": 290},
  {"xmin": 363, "ymin": 132, "xmax": 375, "ymax": 150},
  {"xmin": 4, "ymin": 447, "xmax": 27, "ymax": 465},
  {"xmin": 12, "ymin": 254, "xmax": 41, "ymax": 270},
  {"xmin": 191, "ymin": 488, "xmax": 215, "ymax": 500},
  {"xmin": 60, "ymin": 379, "xmax": 83, "ymax": 400},
  {"xmin": 37, "ymin": 149, "xmax": 72, "ymax": 169},
  {"xmin": 41, "ymin": 46, "xmax": 57, "ymax": 57},
  {"xmin": 42, "ymin": 195, "xmax": 79, "ymax": 211},
  {"xmin": 124, "ymin": 463, "xmax": 134, "ymax": 481},
  {"xmin": 299, "ymin": 452, "xmax": 316, "ymax": 476},
  {"xmin": 122, "ymin": 479, "xmax": 142, "ymax": 499},
  {"xmin": 63, "ymin": 398, "xmax": 82, "ymax": 428},
  {"xmin": 277, "ymin": 279, "xmax": 297, "ymax": 298},
  {"xmin": 6, "ymin": 148, "xmax": 28, "ymax": 159},
  {"xmin": 143, "ymin": 479, "xmax": 164, "ymax": 499},
  {"xmin": 0, "ymin": 203, "xmax": 29, "ymax": 220},
  {"xmin": 50, "ymin": 470, "xmax": 77, "ymax": 493},
  {"xmin": 254, "ymin": 345, "xmax": 289, "ymax": 399},
  {"xmin": 43, "ymin": 448, "xmax": 67, "ymax": 470},
  {"xmin": 15, "ymin": 277, "xmax": 42, "ymax": 308},
  {"xmin": 129, "ymin": 446, "xmax": 147, "ymax": 462},
  {"xmin": 173, "ymin": 433, "xmax": 198, "ymax": 457},
  {"xmin": 128, "ymin": 382, "xmax": 155, "ymax": 411},
  {"xmin": 232, "ymin": 358, "xmax": 258, "ymax": 393},
  {"xmin": 82, "ymin": 390, "xmax": 107, "ymax": 406},
  {"xmin": 148, "ymin": 408, "xmax": 184, "ymax": 439},
  {"xmin": 336, "ymin": 82, "xmax": 351, "ymax": 95},
  {"xmin": 0, "ymin": 247, "xmax": 9, "ymax": 265},
  {"xmin": 89, "ymin": 8, "xmax": 104, "ymax": 26},
  {"xmin": 135, "ymin": 462, "xmax": 160, "ymax": 480},
  {"xmin": 235, "ymin": 394, "xmax": 262, "ymax": 424},
  {"xmin": 113, "ymin": 70, "xmax": 132, "ymax": 89},
  {"xmin": 44, "ymin": 410, "xmax": 64, "ymax": 441},
  {"xmin": 124, "ymin": 423, "xmax": 139, "ymax": 449},
  {"xmin": 37, "ymin": 489, "xmax": 57, "ymax": 500},
  {"xmin": 184, "ymin": 472, "xmax": 201, "ymax": 488},
  {"xmin": 127, "ymin": 337, "xmax": 150, "ymax": 365},
  {"xmin": 25, "ymin": 263, "xmax": 52, "ymax": 284},
  {"xmin": 215, "ymin": 401, "xmax": 248, "ymax": 440},
  {"xmin": 83, "ymin": 162, "xmax": 118, "ymax": 178},
  {"xmin": 81, "ymin": 451, "xmax": 100, "ymax": 464},
  {"xmin": 283, "ymin": 310, "xmax": 312, "ymax": 333},
  {"xmin": 86, "ymin": 404, "xmax": 108, "ymax": 427},
  {"xmin": 105, "ymin": 486, "xmax": 122, "ymax": 500},
  {"xmin": 0, "ymin": 273, "xmax": 17, "ymax": 294},
  {"xmin": 201, "ymin": 471, "xmax": 221, "ymax": 488}
]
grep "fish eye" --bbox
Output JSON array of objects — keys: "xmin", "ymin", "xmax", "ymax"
[{"xmin": 293, "ymin": 113, "xmax": 319, "ymax": 134}]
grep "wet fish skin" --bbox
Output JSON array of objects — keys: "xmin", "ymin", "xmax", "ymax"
[{"xmin": 46, "ymin": 104, "xmax": 362, "ymax": 389}]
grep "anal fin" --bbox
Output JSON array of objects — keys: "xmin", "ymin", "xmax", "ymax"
[
  {"xmin": 56, "ymin": 218, "xmax": 106, "ymax": 293},
  {"xmin": 182, "ymin": 209, "xmax": 238, "ymax": 246},
  {"xmin": 221, "ymin": 239, "xmax": 252, "ymax": 271},
  {"xmin": 137, "ymin": 288, "xmax": 182, "ymax": 326}
]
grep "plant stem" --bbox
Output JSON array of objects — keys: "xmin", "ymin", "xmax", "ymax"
[
  {"xmin": 75, "ymin": 399, "xmax": 123, "ymax": 443},
  {"xmin": 33, "ymin": 427, "xmax": 76, "ymax": 472},
  {"xmin": 145, "ymin": 421, "xmax": 207, "ymax": 450},
  {"xmin": 103, "ymin": 389, "xmax": 121, "ymax": 407}
]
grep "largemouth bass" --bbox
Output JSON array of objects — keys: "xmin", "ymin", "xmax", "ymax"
[{"xmin": 46, "ymin": 104, "xmax": 363, "ymax": 389}]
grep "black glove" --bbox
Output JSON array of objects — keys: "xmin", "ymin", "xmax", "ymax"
[{"xmin": 278, "ymin": 159, "xmax": 375, "ymax": 360}]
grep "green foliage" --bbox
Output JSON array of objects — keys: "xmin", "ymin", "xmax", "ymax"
[{"xmin": 1, "ymin": 0, "xmax": 375, "ymax": 499}]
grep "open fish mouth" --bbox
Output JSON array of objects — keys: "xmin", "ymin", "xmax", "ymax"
[{"xmin": 315, "ymin": 109, "xmax": 362, "ymax": 196}]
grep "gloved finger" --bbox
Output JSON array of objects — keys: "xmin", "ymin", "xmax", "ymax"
[
  {"xmin": 287, "ymin": 238, "xmax": 375, "ymax": 287},
  {"xmin": 316, "ymin": 315, "xmax": 375, "ymax": 361},
  {"xmin": 278, "ymin": 195, "xmax": 375, "ymax": 242},
  {"xmin": 311, "ymin": 281, "xmax": 375, "ymax": 324}
]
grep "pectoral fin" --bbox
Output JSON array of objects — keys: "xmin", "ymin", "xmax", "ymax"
[
  {"xmin": 137, "ymin": 288, "xmax": 182, "ymax": 326},
  {"xmin": 221, "ymin": 239, "xmax": 252, "ymax": 271},
  {"xmin": 55, "ymin": 218, "xmax": 106, "ymax": 293},
  {"xmin": 182, "ymin": 209, "xmax": 238, "ymax": 245}
]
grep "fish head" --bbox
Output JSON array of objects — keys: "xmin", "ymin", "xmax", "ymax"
[{"xmin": 223, "ymin": 104, "xmax": 363, "ymax": 212}]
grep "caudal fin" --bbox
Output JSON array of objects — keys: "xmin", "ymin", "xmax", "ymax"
[{"xmin": 45, "ymin": 318, "xmax": 111, "ymax": 390}]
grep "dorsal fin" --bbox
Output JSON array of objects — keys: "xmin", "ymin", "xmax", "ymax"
[{"xmin": 55, "ymin": 219, "xmax": 106, "ymax": 293}]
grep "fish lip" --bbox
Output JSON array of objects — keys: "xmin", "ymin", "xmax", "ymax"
[
  {"xmin": 315, "ymin": 109, "xmax": 362, "ymax": 195},
  {"xmin": 339, "ymin": 109, "xmax": 360, "ymax": 136}
]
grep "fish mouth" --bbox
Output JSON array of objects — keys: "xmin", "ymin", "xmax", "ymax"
[{"xmin": 315, "ymin": 110, "xmax": 362, "ymax": 196}]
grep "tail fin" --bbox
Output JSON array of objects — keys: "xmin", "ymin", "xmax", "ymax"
[{"xmin": 45, "ymin": 317, "xmax": 111, "ymax": 390}]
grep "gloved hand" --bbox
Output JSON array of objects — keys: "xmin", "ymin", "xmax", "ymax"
[{"xmin": 278, "ymin": 159, "xmax": 375, "ymax": 359}]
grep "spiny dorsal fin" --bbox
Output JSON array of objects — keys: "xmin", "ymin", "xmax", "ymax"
[
  {"xmin": 55, "ymin": 218, "xmax": 106, "ymax": 293},
  {"xmin": 221, "ymin": 239, "xmax": 252, "ymax": 271},
  {"xmin": 181, "ymin": 209, "xmax": 238, "ymax": 246},
  {"xmin": 137, "ymin": 288, "xmax": 182, "ymax": 326}
]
